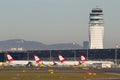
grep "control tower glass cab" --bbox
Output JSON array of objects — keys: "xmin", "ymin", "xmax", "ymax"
[{"xmin": 89, "ymin": 7, "xmax": 104, "ymax": 49}]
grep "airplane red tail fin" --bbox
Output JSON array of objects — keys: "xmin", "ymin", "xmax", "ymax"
[
  {"xmin": 33, "ymin": 54, "xmax": 42, "ymax": 63},
  {"xmin": 6, "ymin": 53, "xmax": 14, "ymax": 62},
  {"xmin": 58, "ymin": 54, "xmax": 66, "ymax": 63},
  {"xmin": 80, "ymin": 55, "xmax": 87, "ymax": 62}
]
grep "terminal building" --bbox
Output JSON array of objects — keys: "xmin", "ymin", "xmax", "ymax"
[{"xmin": 0, "ymin": 49, "xmax": 120, "ymax": 64}]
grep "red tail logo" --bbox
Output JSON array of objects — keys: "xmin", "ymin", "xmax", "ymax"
[
  {"xmin": 6, "ymin": 53, "xmax": 14, "ymax": 62},
  {"xmin": 58, "ymin": 54, "xmax": 66, "ymax": 63},
  {"xmin": 80, "ymin": 55, "xmax": 87, "ymax": 62},
  {"xmin": 34, "ymin": 54, "xmax": 42, "ymax": 63}
]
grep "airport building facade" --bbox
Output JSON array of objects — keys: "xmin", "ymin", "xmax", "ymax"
[{"xmin": 0, "ymin": 49, "xmax": 120, "ymax": 64}]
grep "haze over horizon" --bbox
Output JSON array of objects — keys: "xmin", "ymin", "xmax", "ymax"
[{"xmin": 0, "ymin": 0, "xmax": 120, "ymax": 48}]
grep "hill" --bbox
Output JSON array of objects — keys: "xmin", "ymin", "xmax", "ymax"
[{"xmin": 0, "ymin": 39, "xmax": 82, "ymax": 51}]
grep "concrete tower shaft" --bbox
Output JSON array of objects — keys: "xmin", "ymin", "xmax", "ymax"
[{"xmin": 89, "ymin": 7, "xmax": 104, "ymax": 49}]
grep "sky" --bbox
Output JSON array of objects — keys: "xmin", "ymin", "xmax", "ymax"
[{"xmin": 0, "ymin": 0, "xmax": 119, "ymax": 48}]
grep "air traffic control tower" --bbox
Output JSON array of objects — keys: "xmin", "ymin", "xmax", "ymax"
[{"xmin": 89, "ymin": 7, "xmax": 104, "ymax": 49}]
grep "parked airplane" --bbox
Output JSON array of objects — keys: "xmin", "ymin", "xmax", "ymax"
[
  {"xmin": 58, "ymin": 54, "xmax": 80, "ymax": 66},
  {"xmin": 6, "ymin": 53, "xmax": 35, "ymax": 67},
  {"xmin": 80, "ymin": 55, "xmax": 114, "ymax": 65},
  {"xmin": 33, "ymin": 54, "xmax": 56, "ymax": 66}
]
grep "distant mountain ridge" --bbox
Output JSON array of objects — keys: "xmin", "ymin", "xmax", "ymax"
[{"xmin": 0, "ymin": 39, "xmax": 82, "ymax": 51}]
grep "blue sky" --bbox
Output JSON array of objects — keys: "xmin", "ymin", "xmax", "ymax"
[{"xmin": 0, "ymin": 0, "xmax": 119, "ymax": 48}]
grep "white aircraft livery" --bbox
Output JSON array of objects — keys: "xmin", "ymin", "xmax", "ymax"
[
  {"xmin": 6, "ymin": 53, "xmax": 35, "ymax": 67},
  {"xmin": 58, "ymin": 54, "xmax": 79, "ymax": 66},
  {"xmin": 80, "ymin": 55, "xmax": 114, "ymax": 65},
  {"xmin": 33, "ymin": 54, "xmax": 55, "ymax": 66}
]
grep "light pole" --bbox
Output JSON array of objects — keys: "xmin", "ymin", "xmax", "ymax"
[
  {"xmin": 74, "ymin": 50, "xmax": 76, "ymax": 61},
  {"xmin": 27, "ymin": 52, "xmax": 29, "ymax": 61},
  {"xmin": 87, "ymin": 49, "xmax": 88, "ymax": 60},
  {"xmin": 115, "ymin": 44, "xmax": 118, "ymax": 66},
  {"xmin": 50, "ymin": 50, "xmax": 52, "ymax": 61}
]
